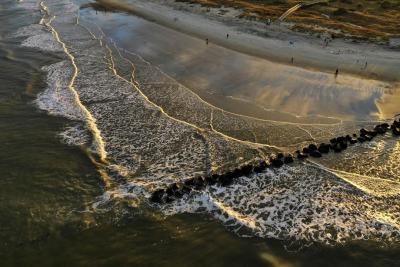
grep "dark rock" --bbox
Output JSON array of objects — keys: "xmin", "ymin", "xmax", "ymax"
[
  {"xmin": 339, "ymin": 141, "xmax": 347, "ymax": 150},
  {"xmin": 166, "ymin": 186, "xmax": 174, "ymax": 196},
  {"xmin": 296, "ymin": 150, "xmax": 308, "ymax": 159},
  {"xmin": 150, "ymin": 189, "xmax": 165, "ymax": 203},
  {"xmin": 241, "ymin": 164, "xmax": 253, "ymax": 175},
  {"xmin": 331, "ymin": 143, "xmax": 342, "ymax": 153},
  {"xmin": 253, "ymin": 165, "xmax": 262, "ymax": 173},
  {"xmin": 360, "ymin": 128, "xmax": 377, "ymax": 137},
  {"xmin": 253, "ymin": 161, "xmax": 267, "ymax": 173},
  {"xmin": 205, "ymin": 175, "xmax": 217, "ymax": 185},
  {"xmin": 381, "ymin": 123, "xmax": 389, "ymax": 129},
  {"xmin": 182, "ymin": 185, "xmax": 192, "ymax": 194},
  {"xmin": 211, "ymin": 174, "xmax": 220, "ymax": 181},
  {"xmin": 375, "ymin": 126, "xmax": 386, "ymax": 134},
  {"xmin": 337, "ymin": 136, "xmax": 345, "ymax": 143},
  {"xmin": 309, "ymin": 150, "xmax": 322, "ymax": 158},
  {"xmin": 357, "ymin": 136, "xmax": 366, "ymax": 143},
  {"xmin": 226, "ymin": 171, "xmax": 235, "ymax": 179},
  {"xmin": 297, "ymin": 153, "xmax": 308, "ymax": 159},
  {"xmin": 184, "ymin": 178, "xmax": 195, "ymax": 187},
  {"xmin": 283, "ymin": 155, "xmax": 294, "ymax": 164},
  {"xmin": 219, "ymin": 174, "xmax": 233, "ymax": 186},
  {"xmin": 360, "ymin": 128, "xmax": 368, "ymax": 135},
  {"xmin": 173, "ymin": 189, "xmax": 184, "ymax": 198},
  {"xmin": 330, "ymin": 138, "xmax": 337, "ymax": 144},
  {"xmin": 165, "ymin": 196, "xmax": 174, "ymax": 203},
  {"xmin": 166, "ymin": 183, "xmax": 185, "ymax": 198},
  {"xmin": 361, "ymin": 134, "xmax": 373, "ymax": 141},
  {"xmin": 277, "ymin": 153, "xmax": 284, "ymax": 159},
  {"xmin": 349, "ymin": 138, "xmax": 358, "ymax": 144},
  {"xmin": 318, "ymin": 143, "xmax": 330, "ymax": 153},
  {"xmin": 232, "ymin": 168, "xmax": 242, "ymax": 178},
  {"xmin": 192, "ymin": 176, "xmax": 205, "ymax": 189},
  {"xmin": 271, "ymin": 158, "xmax": 284, "ymax": 168},
  {"xmin": 393, "ymin": 127, "xmax": 400, "ymax": 136},
  {"xmin": 302, "ymin": 147, "xmax": 310, "ymax": 154},
  {"xmin": 308, "ymin": 144, "xmax": 318, "ymax": 151},
  {"xmin": 259, "ymin": 161, "xmax": 268, "ymax": 170}
]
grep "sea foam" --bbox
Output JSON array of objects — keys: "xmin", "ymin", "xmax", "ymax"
[{"xmin": 18, "ymin": 0, "xmax": 400, "ymax": 247}]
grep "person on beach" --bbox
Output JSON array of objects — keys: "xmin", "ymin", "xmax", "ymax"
[
  {"xmin": 291, "ymin": 57, "xmax": 294, "ymax": 64},
  {"xmin": 335, "ymin": 68, "xmax": 339, "ymax": 78},
  {"xmin": 324, "ymin": 38, "xmax": 329, "ymax": 47},
  {"xmin": 226, "ymin": 34, "xmax": 229, "ymax": 39},
  {"xmin": 364, "ymin": 61, "xmax": 368, "ymax": 69},
  {"xmin": 206, "ymin": 38, "xmax": 209, "ymax": 45}
]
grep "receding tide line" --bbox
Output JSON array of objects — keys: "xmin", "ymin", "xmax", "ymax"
[
  {"xmin": 40, "ymin": 1, "xmax": 107, "ymax": 162},
  {"xmin": 98, "ymin": 31, "xmax": 281, "ymax": 152},
  {"xmin": 150, "ymin": 121, "xmax": 400, "ymax": 204},
  {"xmin": 309, "ymin": 161, "xmax": 400, "ymax": 197}
]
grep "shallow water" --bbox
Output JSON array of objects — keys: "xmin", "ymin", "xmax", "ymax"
[
  {"xmin": 1, "ymin": 0, "xmax": 400, "ymax": 266},
  {"xmin": 84, "ymin": 0, "xmax": 399, "ymax": 122}
]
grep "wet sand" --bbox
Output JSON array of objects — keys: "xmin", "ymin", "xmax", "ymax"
[
  {"xmin": 82, "ymin": 4, "xmax": 396, "ymax": 122},
  {"xmin": 6, "ymin": 0, "xmax": 400, "ymax": 261},
  {"xmin": 96, "ymin": 0, "xmax": 400, "ymax": 83}
]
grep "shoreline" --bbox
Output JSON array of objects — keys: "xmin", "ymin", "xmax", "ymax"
[
  {"xmin": 95, "ymin": 0, "xmax": 400, "ymax": 83},
  {"xmin": 8, "ymin": 0, "xmax": 400, "ymax": 250}
]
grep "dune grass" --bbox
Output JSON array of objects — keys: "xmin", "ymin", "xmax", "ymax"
[{"xmin": 175, "ymin": 0, "xmax": 400, "ymax": 41}]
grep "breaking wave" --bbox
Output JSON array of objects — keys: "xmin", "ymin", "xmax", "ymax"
[
  {"xmin": 163, "ymin": 164, "xmax": 400, "ymax": 246},
  {"xmin": 15, "ymin": 0, "xmax": 400, "ymax": 247}
]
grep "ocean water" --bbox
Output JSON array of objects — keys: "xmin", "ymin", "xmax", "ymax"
[{"xmin": 1, "ymin": 0, "xmax": 400, "ymax": 266}]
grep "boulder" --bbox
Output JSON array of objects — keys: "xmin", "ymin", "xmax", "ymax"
[
  {"xmin": 349, "ymin": 138, "xmax": 358, "ymax": 144},
  {"xmin": 357, "ymin": 136, "xmax": 366, "ymax": 143},
  {"xmin": 271, "ymin": 158, "xmax": 284, "ymax": 168},
  {"xmin": 296, "ymin": 150, "xmax": 308, "ymax": 159},
  {"xmin": 283, "ymin": 155, "xmax": 294, "ymax": 164},
  {"xmin": 150, "ymin": 189, "xmax": 165, "ymax": 203},
  {"xmin": 331, "ymin": 143, "xmax": 342, "ymax": 153},
  {"xmin": 219, "ymin": 173, "xmax": 233, "ymax": 186},
  {"xmin": 339, "ymin": 141, "xmax": 348, "ymax": 150},
  {"xmin": 393, "ymin": 127, "xmax": 400, "ymax": 136},
  {"xmin": 308, "ymin": 144, "xmax": 318, "ymax": 151},
  {"xmin": 309, "ymin": 150, "xmax": 322, "ymax": 158},
  {"xmin": 318, "ymin": 143, "xmax": 330, "ymax": 153}
]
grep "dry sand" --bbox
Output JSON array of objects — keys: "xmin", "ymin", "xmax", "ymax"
[{"xmin": 97, "ymin": 0, "xmax": 400, "ymax": 83}]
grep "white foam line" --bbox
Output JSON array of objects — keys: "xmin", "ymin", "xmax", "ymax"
[
  {"xmin": 307, "ymin": 160, "xmax": 400, "ymax": 196},
  {"xmin": 81, "ymin": 19, "xmax": 389, "ymax": 155},
  {"xmin": 211, "ymin": 197, "xmax": 258, "ymax": 230},
  {"xmin": 124, "ymin": 46, "xmax": 346, "ymax": 127},
  {"xmin": 296, "ymin": 124, "xmax": 316, "ymax": 141},
  {"xmin": 210, "ymin": 108, "xmax": 276, "ymax": 154},
  {"xmin": 89, "ymin": 25, "xmax": 280, "ymax": 150},
  {"xmin": 40, "ymin": 1, "xmax": 108, "ymax": 162}
]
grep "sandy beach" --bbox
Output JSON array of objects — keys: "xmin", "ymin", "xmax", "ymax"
[
  {"xmin": 2, "ymin": 0, "xmax": 400, "ymax": 265},
  {"xmin": 96, "ymin": 0, "xmax": 400, "ymax": 83},
  {"xmin": 87, "ymin": 0, "xmax": 400, "ymax": 122}
]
